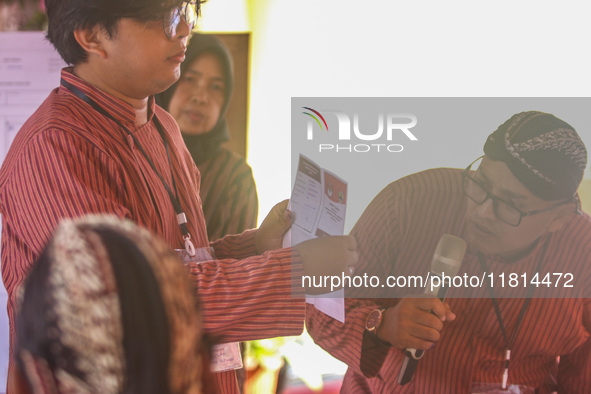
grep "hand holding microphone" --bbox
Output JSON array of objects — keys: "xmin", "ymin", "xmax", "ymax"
[
  {"xmin": 376, "ymin": 297, "xmax": 456, "ymax": 350},
  {"xmin": 377, "ymin": 234, "xmax": 466, "ymax": 385}
]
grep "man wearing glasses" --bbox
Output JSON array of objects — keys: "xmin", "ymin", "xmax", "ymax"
[
  {"xmin": 307, "ymin": 111, "xmax": 591, "ymax": 392},
  {"xmin": 0, "ymin": 0, "xmax": 358, "ymax": 392}
]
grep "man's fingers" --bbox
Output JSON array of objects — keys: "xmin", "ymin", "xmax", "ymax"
[
  {"xmin": 284, "ymin": 208, "xmax": 294, "ymax": 225},
  {"xmin": 380, "ymin": 298, "xmax": 455, "ymax": 350},
  {"xmin": 444, "ymin": 303, "xmax": 457, "ymax": 322},
  {"xmin": 404, "ymin": 334, "xmax": 438, "ymax": 351},
  {"xmin": 411, "ymin": 311, "xmax": 444, "ymax": 333},
  {"xmin": 343, "ymin": 234, "xmax": 357, "ymax": 250},
  {"xmin": 382, "ymin": 317, "xmax": 441, "ymax": 350},
  {"xmin": 413, "ymin": 297, "xmax": 452, "ymax": 322},
  {"xmin": 298, "ymin": 235, "xmax": 359, "ymax": 278},
  {"xmin": 342, "ymin": 235, "xmax": 359, "ymax": 273}
]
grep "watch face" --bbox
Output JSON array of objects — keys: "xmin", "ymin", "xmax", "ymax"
[{"xmin": 366, "ymin": 309, "xmax": 383, "ymax": 331}]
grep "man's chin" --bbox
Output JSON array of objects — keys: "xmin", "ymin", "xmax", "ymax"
[
  {"xmin": 155, "ymin": 71, "xmax": 181, "ymax": 95},
  {"xmin": 466, "ymin": 232, "xmax": 498, "ymax": 256}
]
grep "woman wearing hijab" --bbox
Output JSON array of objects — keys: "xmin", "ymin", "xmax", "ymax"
[
  {"xmin": 157, "ymin": 33, "xmax": 258, "ymax": 241},
  {"xmin": 14, "ymin": 215, "xmax": 212, "ymax": 393}
]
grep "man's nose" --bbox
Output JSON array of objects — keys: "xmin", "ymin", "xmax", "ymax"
[
  {"xmin": 176, "ymin": 16, "xmax": 192, "ymax": 39},
  {"xmin": 476, "ymin": 195, "xmax": 496, "ymax": 220}
]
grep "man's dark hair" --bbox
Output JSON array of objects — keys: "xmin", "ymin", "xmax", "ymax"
[{"xmin": 44, "ymin": 0, "xmax": 183, "ymax": 65}]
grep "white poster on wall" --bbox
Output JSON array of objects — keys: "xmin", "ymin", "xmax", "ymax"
[{"xmin": 0, "ymin": 31, "xmax": 65, "ymax": 389}]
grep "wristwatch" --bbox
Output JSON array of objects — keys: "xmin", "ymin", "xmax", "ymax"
[{"xmin": 365, "ymin": 307, "xmax": 386, "ymax": 333}]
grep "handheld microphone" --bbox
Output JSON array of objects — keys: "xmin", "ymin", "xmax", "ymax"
[{"xmin": 397, "ymin": 234, "xmax": 466, "ymax": 385}]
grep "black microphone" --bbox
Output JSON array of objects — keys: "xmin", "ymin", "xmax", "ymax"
[{"xmin": 397, "ymin": 234, "xmax": 466, "ymax": 385}]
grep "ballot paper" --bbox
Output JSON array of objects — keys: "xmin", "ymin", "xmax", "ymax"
[{"xmin": 284, "ymin": 154, "xmax": 348, "ymax": 323}]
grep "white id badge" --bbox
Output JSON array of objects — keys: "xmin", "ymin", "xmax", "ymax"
[
  {"xmin": 471, "ymin": 383, "xmax": 535, "ymax": 393},
  {"xmin": 209, "ymin": 341, "xmax": 243, "ymax": 373},
  {"xmin": 176, "ymin": 247, "xmax": 216, "ymax": 264},
  {"xmin": 175, "ymin": 248, "xmax": 244, "ymax": 373}
]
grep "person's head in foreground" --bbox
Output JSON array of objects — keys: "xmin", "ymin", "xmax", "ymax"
[
  {"xmin": 464, "ymin": 110, "xmax": 587, "ymax": 260},
  {"xmin": 156, "ymin": 33, "xmax": 233, "ymax": 158},
  {"xmin": 14, "ymin": 215, "xmax": 206, "ymax": 393}
]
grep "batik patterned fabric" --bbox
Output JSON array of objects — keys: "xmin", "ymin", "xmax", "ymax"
[
  {"xmin": 484, "ymin": 111, "xmax": 587, "ymax": 201},
  {"xmin": 17, "ymin": 215, "xmax": 203, "ymax": 393}
]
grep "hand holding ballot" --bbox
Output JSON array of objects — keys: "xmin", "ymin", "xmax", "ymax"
[
  {"xmin": 284, "ymin": 154, "xmax": 351, "ymax": 318},
  {"xmin": 295, "ymin": 235, "xmax": 358, "ymax": 294},
  {"xmin": 255, "ymin": 199, "xmax": 293, "ymax": 254},
  {"xmin": 255, "ymin": 198, "xmax": 358, "ymax": 294}
]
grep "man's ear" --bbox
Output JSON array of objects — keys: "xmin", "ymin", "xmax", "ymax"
[
  {"xmin": 73, "ymin": 26, "xmax": 108, "ymax": 59},
  {"xmin": 547, "ymin": 202, "xmax": 577, "ymax": 233}
]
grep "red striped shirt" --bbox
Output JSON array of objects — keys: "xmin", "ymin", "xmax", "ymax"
[
  {"xmin": 306, "ymin": 168, "xmax": 591, "ymax": 393},
  {"xmin": 0, "ymin": 68, "xmax": 304, "ymax": 393}
]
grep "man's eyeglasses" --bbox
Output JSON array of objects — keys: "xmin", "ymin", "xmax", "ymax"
[
  {"xmin": 163, "ymin": 1, "xmax": 199, "ymax": 39},
  {"xmin": 462, "ymin": 156, "xmax": 572, "ymax": 227}
]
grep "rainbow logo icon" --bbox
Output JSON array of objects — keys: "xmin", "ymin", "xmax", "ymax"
[{"xmin": 302, "ymin": 107, "xmax": 329, "ymax": 132}]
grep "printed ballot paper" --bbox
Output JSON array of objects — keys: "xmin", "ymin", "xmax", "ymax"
[{"xmin": 284, "ymin": 154, "xmax": 348, "ymax": 322}]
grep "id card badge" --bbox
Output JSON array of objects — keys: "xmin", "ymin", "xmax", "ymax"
[
  {"xmin": 175, "ymin": 248, "xmax": 244, "ymax": 373},
  {"xmin": 176, "ymin": 246, "xmax": 216, "ymax": 264},
  {"xmin": 471, "ymin": 383, "xmax": 535, "ymax": 393}
]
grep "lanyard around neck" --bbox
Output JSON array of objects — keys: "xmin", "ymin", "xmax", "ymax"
[
  {"xmin": 476, "ymin": 236, "xmax": 550, "ymax": 389},
  {"xmin": 61, "ymin": 78, "xmax": 196, "ymax": 255}
]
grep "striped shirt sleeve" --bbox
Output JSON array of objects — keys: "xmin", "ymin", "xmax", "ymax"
[
  {"xmin": 211, "ymin": 228, "xmax": 258, "ymax": 260},
  {"xmin": 186, "ymin": 247, "xmax": 306, "ymax": 343}
]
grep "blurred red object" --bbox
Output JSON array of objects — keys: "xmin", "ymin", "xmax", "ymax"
[{"xmin": 282, "ymin": 378, "xmax": 342, "ymax": 394}]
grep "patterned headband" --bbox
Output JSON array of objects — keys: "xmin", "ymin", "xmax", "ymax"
[{"xmin": 483, "ymin": 111, "xmax": 587, "ymax": 201}]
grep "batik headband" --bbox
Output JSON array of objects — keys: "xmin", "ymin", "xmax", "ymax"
[{"xmin": 483, "ymin": 111, "xmax": 587, "ymax": 201}]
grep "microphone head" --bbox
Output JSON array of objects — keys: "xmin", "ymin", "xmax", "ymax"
[{"xmin": 431, "ymin": 234, "xmax": 467, "ymax": 277}]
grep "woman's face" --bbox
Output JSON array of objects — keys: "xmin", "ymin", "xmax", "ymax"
[{"xmin": 168, "ymin": 52, "xmax": 226, "ymax": 135}]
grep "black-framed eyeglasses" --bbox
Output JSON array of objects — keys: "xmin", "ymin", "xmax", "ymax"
[
  {"xmin": 162, "ymin": 1, "xmax": 199, "ymax": 39},
  {"xmin": 462, "ymin": 156, "xmax": 573, "ymax": 227}
]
